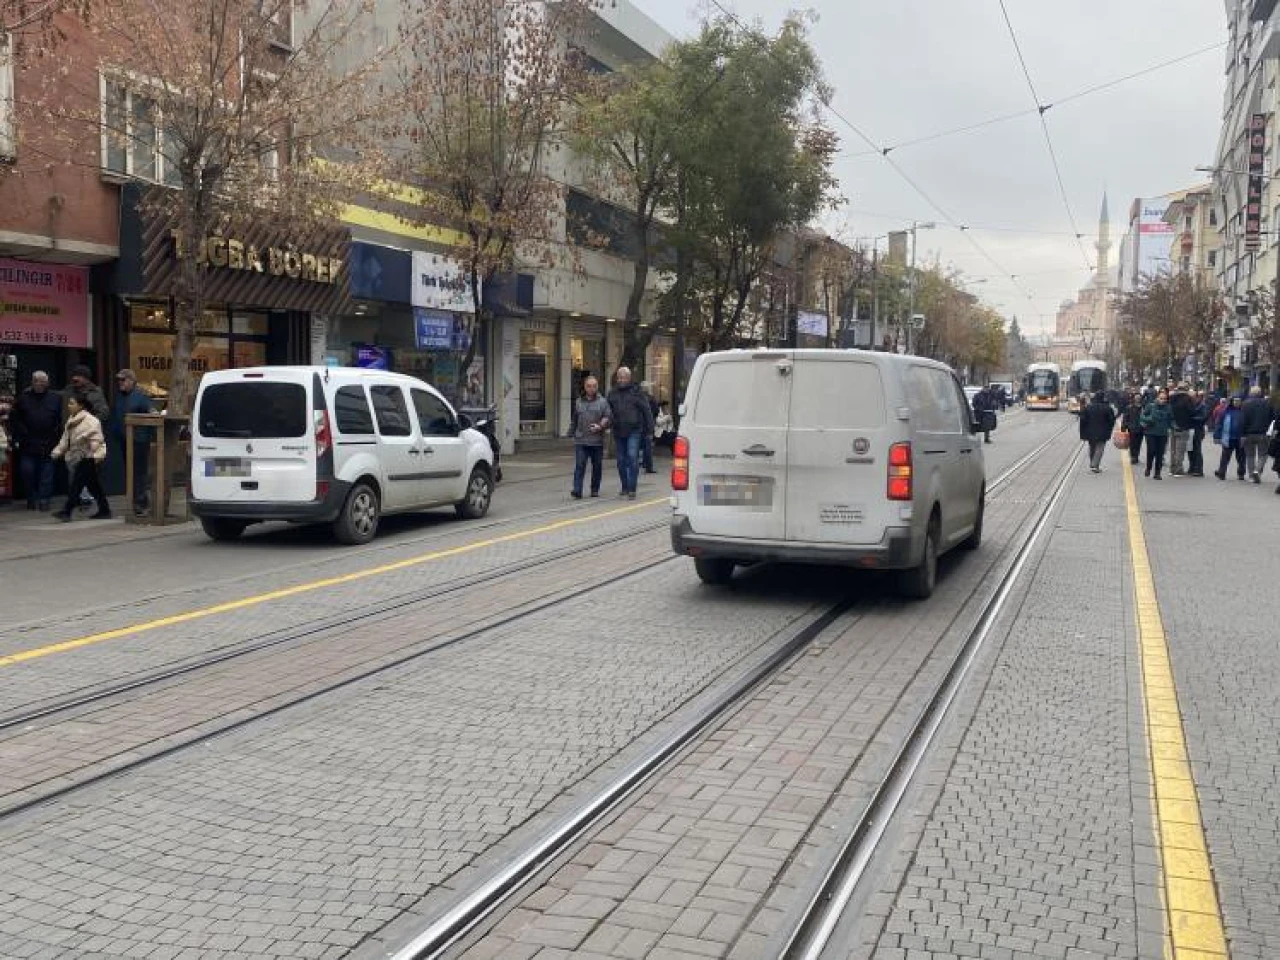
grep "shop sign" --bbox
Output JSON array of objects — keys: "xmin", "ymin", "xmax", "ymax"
[
  {"xmin": 0, "ymin": 258, "xmax": 91, "ymax": 348},
  {"xmin": 172, "ymin": 230, "xmax": 344, "ymax": 285},
  {"xmin": 412, "ymin": 251, "xmax": 474, "ymax": 313},
  {"xmin": 355, "ymin": 344, "xmax": 391, "ymax": 370},
  {"xmin": 797, "ymin": 310, "xmax": 828, "ymax": 338},
  {"xmin": 1246, "ymin": 113, "xmax": 1267, "ymax": 251},
  {"xmin": 414, "ymin": 308, "xmax": 454, "ymax": 349}
]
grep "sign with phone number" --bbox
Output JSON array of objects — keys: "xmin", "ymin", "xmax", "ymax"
[{"xmin": 0, "ymin": 258, "xmax": 91, "ymax": 349}]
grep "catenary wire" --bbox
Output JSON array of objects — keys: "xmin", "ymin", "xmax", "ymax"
[{"xmin": 997, "ymin": 0, "xmax": 1093, "ymax": 272}]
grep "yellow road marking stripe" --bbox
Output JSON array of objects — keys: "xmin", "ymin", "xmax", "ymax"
[
  {"xmin": 1123, "ymin": 461, "xmax": 1229, "ymax": 958},
  {"xmin": 0, "ymin": 499, "xmax": 667, "ymax": 668}
]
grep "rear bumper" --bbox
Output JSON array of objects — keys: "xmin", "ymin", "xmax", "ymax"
[
  {"xmin": 669, "ymin": 516, "xmax": 919, "ymax": 569},
  {"xmin": 190, "ymin": 480, "xmax": 351, "ymax": 524}
]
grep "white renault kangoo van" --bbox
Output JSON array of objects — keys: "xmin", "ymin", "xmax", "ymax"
[
  {"xmin": 191, "ymin": 367, "xmax": 494, "ymax": 544},
  {"xmin": 670, "ymin": 350, "xmax": 986, "ymax": 598}
]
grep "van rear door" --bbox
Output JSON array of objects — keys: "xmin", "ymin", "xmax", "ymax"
[
  {"xmin": 682, "ymin": 353, "xmax": 791, "ymax": 541},
  {"xmin": 784, "ymin": 356, "xmax": 893, "ymax": 545},
  {"xmin": 192, "ymin": 372, "xmax": 315, "ymax": 503}
]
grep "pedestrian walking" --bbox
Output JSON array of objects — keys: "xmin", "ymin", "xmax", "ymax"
[
  {"xmin": 1188, "ymin": 390, "xmax": 1209, "ymax": 477},
  {"xmin": 1121, "ymin": 391, "xmax": 1145, "ymax": 466},
  {"xmin": 1079, "ymin": 391, "xmax": 1117, "ymax": 473},
  {"xmin": 607, "ymin": 366, "xmax": 653, "ymax": 500},
  {"xmin": 66, "ymin": 364, "xmax": 108, "ymax": 421},
  {"xmin": 9, "ymin": 371, "xmax": 63, "ymax": 510},
  {"xmin": 1139, "ymin": 389, "xmax": 1173, "ymax": 479},
  {"xmin": 1213, "ymin": 394, "xmax": 1247, "ymax": 482},
  {"xmin": 1240, "ymin": 385, "xmax": 1274, "ymax": 484},
  {"xmin": 108, "ymin": 369, "xmax": 155, "ymax": 515},
  {"xmin": 1168, "ymin": 382, "xmax": 1194, "ymax": 475},
  {"xmin": 1208, "ymin": 395, "xmax": 1228, "ymax": 432},
  {"xmin": 50, "ymin": 395, "xmax": 110, "ymax": 521},
  {"xmin": 569, "ymin": 375, "xmax": 610, "ymax": 500},
  {"xmin": 639, "ymin": 381, "xmax": 660, "ymax": 474},
  {"xmin": 971, "ymin": 386, "xmax": 996, "ymax": 444}
]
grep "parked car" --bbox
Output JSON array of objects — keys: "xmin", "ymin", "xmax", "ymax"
[
  {"xmin": 670, "ymin": 349, "xmax": 986, "ymax": 599},
  {"xmin": 190, "ymin": 366, "xmax": 495, "ymax": 544}
]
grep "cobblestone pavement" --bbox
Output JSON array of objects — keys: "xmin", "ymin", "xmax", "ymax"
[
  {"xmin": 1135, "ymin": 467, "xmax": 1280, "ymax": 960},
  {"xmin": 429, "ymin": 417, "xmax": 1079, "ymax": 960},
  {"xmin": 836, "ymin": 452, "xmax": 1155, "ymax": 960}
]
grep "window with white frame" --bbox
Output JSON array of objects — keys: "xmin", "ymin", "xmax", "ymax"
[
  {"xmin": 101, "ymin": 77, "xmax": 182, "ymax": 185},
  {"xmin": 0, "ymin": 32, "xmax": 14, "ymax": 161}
]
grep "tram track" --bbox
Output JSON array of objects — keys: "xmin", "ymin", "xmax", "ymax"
[
  {"xmin": 374, "ymin": 425, "xmax": 1078, "ymax": 960},
  {"xmin": 0, "ymin": 517, "xmax": 672, "ymax": 821}
]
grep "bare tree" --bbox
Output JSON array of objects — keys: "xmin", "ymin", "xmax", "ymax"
[
  {"xmin": 14, "ymin": 0, "xmax": 383, "ymax": 415},
  {"xmin": 394, "ymin": 0, "xmax": 597, "ymax": 387}
]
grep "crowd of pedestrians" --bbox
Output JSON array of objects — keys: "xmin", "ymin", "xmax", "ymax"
[
  {"xmin": 1087, "ymin": 379, "xmax": 1279, "ymax": 492},
  {"xmin": 1, "ymin": 365, "xmax": 155, "ymax": 520}
]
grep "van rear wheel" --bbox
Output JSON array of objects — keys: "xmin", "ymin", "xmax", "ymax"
[
  {"xmin": 201, "ymin": 518, "xmax": 248, "ymax": 542},
  {"xmin": 694, "ymin": 557, "xmax": 736, "ymax": 586},
  {"xmin": 898, "ymin": 518, "xmax": 939, "ymax": 600},
  {"xmin": 333, "ymin": 483, "xmax": 380, "ymax": 544}
]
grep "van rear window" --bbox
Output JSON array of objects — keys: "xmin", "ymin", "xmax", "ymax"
[
  {"xmin": 693, "ymin": 361, "xmax": 788, "ymax": 428},
  {"xmin": 790, "ymin": 360, "xmax": 886, "ymax": 428},
  {"xmin": 198, "ymin": 382, "xmax": 307, "ymax": 438}
]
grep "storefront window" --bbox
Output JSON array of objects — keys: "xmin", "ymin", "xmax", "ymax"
[
  {"xmin": 646, "ymin": 335, "xmax": 674, "ymax": 405},
  {"xmin": 127, "ymin": 301, "xmax": 271, "ymax": 400},
  {"xmin": 571, "ymin": 335, "xmax": 604, "ymax": 400},
  {"xmin": 519, "ymin": 330, "xmax": 556, "ymax": 436}
]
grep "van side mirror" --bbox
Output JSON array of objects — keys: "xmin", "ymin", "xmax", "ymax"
[{"xmin": 456, "ymin": 413, "xmax": 473, "ymax": 432}]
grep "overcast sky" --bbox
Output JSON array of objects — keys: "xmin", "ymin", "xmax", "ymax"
[{"xmin": 639, "ymin": 0, "xmax": 1226, "ymax": 338}]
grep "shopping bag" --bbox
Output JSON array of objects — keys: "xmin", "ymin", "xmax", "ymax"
[{"xmin": 1112, "ymin": 428, "xmax": 1130, "ymax": 450}]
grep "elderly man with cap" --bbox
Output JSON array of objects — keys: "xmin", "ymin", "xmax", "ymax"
[
  {"xmin": 108, "ymin": 368, "xmax": 155, "ymax": 515},
  {"xmin": 10, "ymin": 371, "xmax": 63, "ymax": 510}
]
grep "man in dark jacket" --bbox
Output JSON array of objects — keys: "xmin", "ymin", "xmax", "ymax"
[
  {"xmin": 1167, "ymin": 382, "xmax": 1194, "ymax": 476},
  {"xmin": 971, "ymin": 387, "xmax": 997, "ymax": 444},
  {"xmin": 67, "ymin": 364, "xmax": 109, "ymax": 421},
  {"xmin": 10, "ymin": 371, "xmax": 63, "ymax": 510},
  {"xmin": 1079, "ymin": 392, "xmax": 1117, "ymax": 473},
  {"xmin": 108, "ymin": 368, "xmax": 155, "ymax": 515},
  {"xmin": 1240, "ymin": 385, "xmax": 1274, "ymax": 483},
  {"xmin": 607, "ymin": 366, "xmax": 654, "ymax": 500},
  {"xmin": 1121, "ymin": 392, "xmax": 1145, "ymax": 466},
  {"xmin": 1187, "ymin": 390, "xmax": 1209, "ymax": 477}
]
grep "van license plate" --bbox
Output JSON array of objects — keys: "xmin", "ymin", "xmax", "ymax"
[
  {"xmin": 206, "ymin": 458, "xmax": 251, "ymax": 478},
  {"xmin": 699, "ymin": 476, "xmax": 772, "ymax": 508}
]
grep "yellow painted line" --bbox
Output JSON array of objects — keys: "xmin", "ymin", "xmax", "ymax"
[
  {"xmin": 0, "ymin": 499, "xmax": 667, "ymax": 668},
  {"xmin": 1123, "ymin": 461, "xmax": 1229, "ymax": 959}
]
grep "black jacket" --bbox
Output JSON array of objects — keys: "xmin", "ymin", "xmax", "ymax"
[
  {"xmin": 1121, "ymin": 400, "xmax": 1144, "ymax": 432},
  {"xmin": 607, "ymin": 385, "xmax": 654, "ymax": 439},
  {"xmin": 1079, "ymin": 398, "xmax": 1117, "ymax": 443},
  {"xmin": 1169, "ymin": 390, "xmax": 1195, "ymax": 431},
  {"xmin": 1240, "ymin": 396, "xmax": 1274, "ymax": 436},
  {"xmin": 11, "ymin": 387, "xmax": 64, "ymax": 455}
]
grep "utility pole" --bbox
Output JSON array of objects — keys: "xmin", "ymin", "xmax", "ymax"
[{"xmin": 905, "ymin": 221, "xmax": 935, "ymax": 355}]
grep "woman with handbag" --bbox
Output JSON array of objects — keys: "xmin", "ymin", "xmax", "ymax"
[
  {"xmin": 51, "ymin": 395, "xmax": 111, "ymax": 521},
  {"xmin": 1139, "ymin": 389, "xmax": 1174, "ymax": 480}
]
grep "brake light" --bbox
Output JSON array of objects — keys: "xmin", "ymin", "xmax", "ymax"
[
  {"xmin": 314, "ymin": 409, "xmax": 332, "ymax": 459},
  {"xmin": 887, "ymin": 442, "xmax": 913, "ymax": 501},
  {"xmin": 672, "ymin": 435, "xmax": 690, "ymax": 491},
  {"xmin": 316, "ymin": 480, "xmax": 330, "ymax": 501}
]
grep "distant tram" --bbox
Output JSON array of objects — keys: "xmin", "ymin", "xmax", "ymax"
[
  {"xmin": 1068, "ymin": 359, "xmax": 1108, "ymax": 398},
  {"xmin": 1024, "ymin": 363, "xmax": 1062, "ymax": 411}
]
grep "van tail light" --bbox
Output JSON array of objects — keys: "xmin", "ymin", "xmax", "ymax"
[
  {"xmin": 887, "ymin": 442, "xmax": 913, "ymax": 501},
  {"xmin": 314, "ymin": 409, "xmax": 332, "ymax": 460},
  {"xmin": 672, "ymin": 436, "xmax": 690, "ymax": 491},
  {"xmin": 316, "ymin": 480, "xmax": 330, "ymax": 502}
]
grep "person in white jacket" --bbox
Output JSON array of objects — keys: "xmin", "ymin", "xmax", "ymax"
[{"xmin": 51, "ymin": 395, "xmax": 110, "ymax": 521}]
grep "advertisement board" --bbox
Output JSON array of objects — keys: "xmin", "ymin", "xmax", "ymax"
[
  {"xmin": 1247, "ymin": 113, "xmax": 1267, "ymax": 250},
  {"xmin": 797, "ymin": 310, "xmax": 829, "ymax": 338},
  {"xmin": 1136, "ymin": 198, "xmax": 1175, "ymax": 280},
  {"xmin": 414, "ymin": 308, "xmax": 454, "ymax": 349},
  {"xmin": 0, "ymin": 258, "xmax": 92, "ymax": 348},
  {"xmin": 354, "ymin": 344, "xmax": 391, "ymax": 370},
  {"xmin": 411, "ymin": 252, "xmax": 475, "ymax": 314}
]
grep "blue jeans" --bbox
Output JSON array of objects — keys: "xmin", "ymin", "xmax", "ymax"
[
  {"xmin": 573, "ymin": 444, "xmax": 603, "ymax": 496},
  {"xmin": 615, "ymin": 433, "xmax": 642, "ymax": 494},
  {"xmin": 19, "ymin": 451, "xmax": 55, "ymax": 504}
]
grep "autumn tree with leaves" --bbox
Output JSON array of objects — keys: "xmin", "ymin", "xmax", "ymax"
[
  {"xmin": 394, "ymin": 0, "xmax": 597, "ymax": 383},
  {"xmin": 1119, "ymin": 272, "xmax": 1223, "ymax": 382}
]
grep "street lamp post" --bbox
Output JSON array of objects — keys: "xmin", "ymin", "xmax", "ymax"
[{"xmin": 905, "ymin": 221, "xmax": 936, "ymax": 355}]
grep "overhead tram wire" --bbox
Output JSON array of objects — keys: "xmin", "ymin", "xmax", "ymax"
[
  {"xmin": 997, "ymin": 0, "xmax": 1093, "ymax": 273},
  {"xmin": 838, "ymin": 40, "xmax": 1226, "ymax": 159},
  {"xmin": 702, "ymin": 0, "xmax": 1040, "ymax": 309}
]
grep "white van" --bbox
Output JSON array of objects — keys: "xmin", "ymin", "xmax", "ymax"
[
  {"xmin": 670, "ymin": 350, "xmax": 986, "ymax": 598},
  {"xmin": 190, "ymin": 366, "xmax": 495, "ymax": 544}
]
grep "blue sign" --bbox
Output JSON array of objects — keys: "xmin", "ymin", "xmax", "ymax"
[
  {"xmin": 355, "ymin": 344, "xmax": 390, "ymax": 370},
  {"xmin": 415, "ymin": 308, "xmax": 454, "ymax": 349},
  {"xmin": 349, "ymin": 242, "xmax": 412, "ymax": 303}
]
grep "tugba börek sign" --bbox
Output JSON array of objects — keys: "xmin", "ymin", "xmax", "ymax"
[{"xmin": 171, "ymin": 230, "xmax": 343, "ymax": 285}]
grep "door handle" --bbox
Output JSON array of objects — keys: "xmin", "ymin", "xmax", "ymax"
[
  {"xmin": 408, "ymin": 449, "xmax": 422, "ymax": 456},
  {"xmin": 741, "ymin": 445, "xmax": 775, "ymax": 457},
  {"xmin": 960, "ymin": 448, "xmax": 973, "ymax": 455},
  {"xmin": 422, "ymin": 446, "xmax": 435, "ymax": 455}
]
